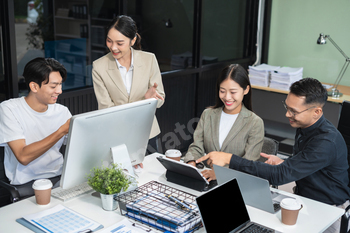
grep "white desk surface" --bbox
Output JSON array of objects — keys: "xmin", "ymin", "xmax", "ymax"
[{"xmin": 0, "ymin": 153, "xmax": 344, "ymax": 233}]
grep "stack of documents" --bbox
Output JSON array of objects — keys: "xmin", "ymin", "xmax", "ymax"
[
  {"xmin": 125, "ymin": 191, "xmax": 201, "ymax": 233},
  {"xmin": 171, "ymin": 51, "xmax": 192, "ymax": 70},
  {"xmin": 270, "ymin": 66, "xmax": 303, "ymax": 91},
  {"xmin": 248, "ymin": 64, "xmax": 281, "ymax": 87}
]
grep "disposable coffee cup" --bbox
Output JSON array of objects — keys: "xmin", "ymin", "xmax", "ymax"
[
  {"xmin": 32, "ymin": 179, "xmax": 53, "ymax": 205},
  {"xmin": 165, "ymin": 149, "xmax": 182, "ymax": 161},
  {"xmin": 280, "ymin": 198, "xmax": 303, "ymax": 225}
]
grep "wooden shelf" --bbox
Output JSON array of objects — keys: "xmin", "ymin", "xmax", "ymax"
[
  {"xmin": 55, "ymin": 33, "xmax": 82, "ymax": 39},
  {"xmin": 91, "ymin": 17, "xmax": 112, "ymax": 22},
  {"xmin": 252, "ymin": 84, "xmax": 350, "ymax": 104},
  {"xmin": 55, "ymin": 16, "xmax": 88, "ymax": 21}
]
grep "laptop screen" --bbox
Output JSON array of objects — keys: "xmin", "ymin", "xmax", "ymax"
[{"xmin": 196, "ymin": 178, "xmax": 250, "ymax": 233}]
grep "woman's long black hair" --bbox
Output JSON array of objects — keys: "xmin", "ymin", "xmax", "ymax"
[{"xmin": 211, "ymin": 64, "xmax": 252, "ymax": 111}]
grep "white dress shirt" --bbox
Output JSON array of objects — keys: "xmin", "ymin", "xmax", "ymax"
[{"xmin": 115, "ymin": 52, "xmax": 134, "ymax": 95}]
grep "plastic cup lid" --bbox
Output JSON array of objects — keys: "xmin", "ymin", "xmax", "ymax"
[
  {"xmin": 165, "ymin": 149, "xmax": 182, "ymax": 157},
  {"xmin": 280, "ymin": 198, "xmax": 301, "ymax": 210},
  {"xmin": 32, "ymin": 179, "xmax": 53, "ymax": 190}
]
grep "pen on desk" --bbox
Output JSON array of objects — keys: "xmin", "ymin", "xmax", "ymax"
[
  {"xmin": 78, "ymin": 229, "xmax": 92, "ymax": 233},
  {"xmin": 165, "ymin": 194, "xmax": 192, "ymax": 211},
  {"xmin": 128, "ymin": 220, "xmax": 152, "ymax": 232}
]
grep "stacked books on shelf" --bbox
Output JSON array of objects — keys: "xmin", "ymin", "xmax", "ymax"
[
  {"xmin": 72, "ymin": 5, "xmax": 88, "ymax": 19},
  {"xmin": 116, "ymin": 181, "xmax": 202, "ymax": 233},
  {"xmin": 248, "ymin": 64, "xmax": 280, "ymax": 87},
  {"xmin": 270, "ymin": 66, "xmax": 303, "ymax": 91},
  {"xmin": 80, "ymin": 24, "xmax": 88, "ymax": 38}
]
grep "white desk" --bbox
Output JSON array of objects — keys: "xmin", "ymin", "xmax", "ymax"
[{"xmin": 0, "ymin": 153, "xmax": 344, "ymax": 233}]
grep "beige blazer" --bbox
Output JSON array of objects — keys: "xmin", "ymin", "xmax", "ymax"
[
  {"xmin": 92, "ymin": 49, "xmax": 165, "ymax": 138},
  {"xmin": 184, "ymin": 105, "xmax": 264, "ymax": 165}
]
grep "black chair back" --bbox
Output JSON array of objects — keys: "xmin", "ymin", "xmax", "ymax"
[
  {"xmin": 338, "ymin": 101, "xmax": 350, "ymax": 233},
  {"xmin": 258, "ymin": 137, "xmax": 279, "ymax": 162},
  {"xmin": 0, "ymin": 147, "xmax": 11, "ymax": 206},
  {"xmin": 337, "ymin": 101, "xmax": 350, "ymax": 189}
]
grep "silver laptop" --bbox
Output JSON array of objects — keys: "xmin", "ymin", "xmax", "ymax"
[
  {"xmin": 214, "ymin": 165, "xmax": 292, "ymax": 213},
  {"xmin": 196, "ymin": 178, "xmax": 277, "ymax": 233}
]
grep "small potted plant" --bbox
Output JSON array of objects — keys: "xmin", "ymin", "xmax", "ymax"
[{"xmin": 87, "ymin": 162, "xmax": 135, "ymax": 211}]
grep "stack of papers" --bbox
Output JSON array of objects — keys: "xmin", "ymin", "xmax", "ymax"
[
  {"xmin": 126, "ymin": 191, "xmax": 201, "ymax": 233},
  {"xmin": 270, "ymin": 66, "xmax": 303, "ymax": 91},
  {"xmin": 171, "ymin": 51, "xmax": 192, "ymax": 69},
  {"xmin": 248, "ymin": 64, "xmax": 281, "ymax": 87}
]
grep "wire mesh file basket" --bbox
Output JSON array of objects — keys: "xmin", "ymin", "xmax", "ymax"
[{"xmin": 115, "ymin": 181, "xmax": 202, "ymax": 233}]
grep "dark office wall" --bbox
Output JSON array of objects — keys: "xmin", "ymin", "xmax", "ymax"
[
  {"xmin": 196, "ymin": 65, "xmax": 224, "ymax": 114},
  {"xmin": 201, "ymin": 0, "xmax": 247, "ymax": 61},
  {"xmin": 156, "ymin": 73, "xmax": 197, "ymax": 153},
  {"xmin": 57, "ymin": 88, "xmax": 98, "ymax": 116},
  {"xmin": 137, "ymin": 0, "xmax": 194, "ymax": 63}
]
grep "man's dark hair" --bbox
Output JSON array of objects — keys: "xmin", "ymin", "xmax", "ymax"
[
  {"xmin": 290, "ymin": 77, "xmax": 328, "ymax": 106},
  {"xmin": 23, "ymin": 57, "xmax": 67, "ymax": 92}
]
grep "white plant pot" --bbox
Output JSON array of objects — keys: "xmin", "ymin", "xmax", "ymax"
[{"xmin": 100, "ymin": 193, "xmax": 119, "ymax": 211}]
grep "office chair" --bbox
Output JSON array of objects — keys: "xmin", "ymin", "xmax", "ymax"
[
  {"xmin": 258, "ymin": 136, "xmax": 279, "ymax": 162},
  {"xmin": 0, "ymin": 147, "xmax": 20, "ymax": 203},
  {"xmin": 338, "ymin": 101, "xmax": 350, "ymax": 233},
  {"xmin": 0, "ymin": 147, "xmax": 34, "ymax": 203},
  {"xmin": 259, "ymin": 137, "xmax": 279, "ymax": 189}
]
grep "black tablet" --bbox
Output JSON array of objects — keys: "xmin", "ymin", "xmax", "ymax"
[{"xmin": 156, "ymin": 156, "xmax": 209, "ymax": 185}]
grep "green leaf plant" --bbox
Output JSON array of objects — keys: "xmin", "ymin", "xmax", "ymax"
[{"xmin": 87, "ymin": 163, "xmax": 135, "ymax": 195}]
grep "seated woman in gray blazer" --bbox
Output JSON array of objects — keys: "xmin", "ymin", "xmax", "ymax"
[
  {"xmin": 184, "ymin": 64, "xmax": 264, "ymax": 181},
  {"xmin": 92, "ymin": 15, "xmax": 165, "ymax": 160}
]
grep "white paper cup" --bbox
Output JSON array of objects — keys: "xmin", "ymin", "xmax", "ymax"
[
  {"xmin": 32, "ymin": 179, "xmax": 53, "ymax": 205},
  {"xmin": 165, "ymin": 149, "xmax": 182, "ymax": 161},
  {"xmin": 280, "ymin": 198, "xmax": 303, "ymax": 225}
]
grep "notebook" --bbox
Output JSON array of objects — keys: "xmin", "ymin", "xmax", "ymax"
[
  {"xmin": 195, "ymin": 178, "xmax": 277, "ymax": 233},
  {"xmin": 214, "ymin": 165, "xmax": 292, "ymax": 213}
]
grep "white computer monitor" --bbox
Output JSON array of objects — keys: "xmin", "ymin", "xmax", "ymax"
[{"xmin": 60, "ymin": 98, "xmax": 157, "ymax": 189}]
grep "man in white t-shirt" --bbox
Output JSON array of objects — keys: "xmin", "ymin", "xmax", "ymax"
[{"xmin": 0, "ymin": 57, "xmax": 72, "ymax": 197}]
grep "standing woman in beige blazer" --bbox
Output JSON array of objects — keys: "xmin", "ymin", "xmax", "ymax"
[
  {"xmin": 92, "ymin": 15, "xmax": 165, "ymax": 160},
  {"xmin": 184, "ymin": 64, "xmax": 264, "ymax": 181}
]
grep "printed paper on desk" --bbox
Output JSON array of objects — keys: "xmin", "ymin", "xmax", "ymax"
[
  {"xmin": 99, "ymin": 218, "xmax": 150, "ymax": 233},
  {"xmin": 23, "ymin": 204, "xmax": 101, "ymax": 233}
]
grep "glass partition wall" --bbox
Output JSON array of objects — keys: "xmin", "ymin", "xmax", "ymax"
[
  {"xmin": 1, "ymin": 0, "xmax": 269, "ymax": 171},
  {"xmin": 4, "ymin": 0, "xmax": 262, "ymax": 97}
]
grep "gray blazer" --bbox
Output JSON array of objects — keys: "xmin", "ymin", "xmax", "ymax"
[
  {"xmin": 92, "ymin": 48, "xmax": 165, "ymax": 138},
  {"xmin": 184, "ymin": 105, "xmax": 264, "ymax": 165}
]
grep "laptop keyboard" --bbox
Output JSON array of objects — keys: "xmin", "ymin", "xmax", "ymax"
[
  {"xmin": 241, "ymin": 224, "xmax": 274, "ymax": 233},
  {"xmin": 203, "ymin": 180, "xmax": 218, "ymax": 191}
]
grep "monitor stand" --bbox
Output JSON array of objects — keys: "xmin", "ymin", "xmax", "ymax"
[
  {"xmin": 110, "ymin": 144, "xmax": 138, "ymax": 192},
  {"xmin": 111, "ymin": 144, "xmax": 135, "ymax": 178}
]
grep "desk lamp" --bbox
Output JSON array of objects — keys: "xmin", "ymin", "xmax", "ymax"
[{"xmin": 317, "ymin": 33, "xmax": 350, "ymax": 97}]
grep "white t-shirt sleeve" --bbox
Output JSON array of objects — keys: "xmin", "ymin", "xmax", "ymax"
[
  {"xmin": 62, "ymin": 107, "xmax": 72, "ymax": 145},
  {"xmin": 0, "ymin": 102, "xmax": 25, "ymax": 146}
]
